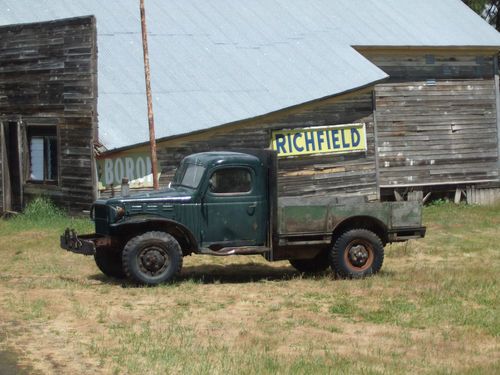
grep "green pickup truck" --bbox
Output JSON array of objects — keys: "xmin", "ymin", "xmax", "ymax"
[{"xmin": 61, "ymin": 150, "xmax": 425, "ymax": 285}]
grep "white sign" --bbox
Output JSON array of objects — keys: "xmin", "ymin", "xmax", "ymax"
[{"xmin": 97, "ymin": 154, "xmax": 156, "ymax": 187}]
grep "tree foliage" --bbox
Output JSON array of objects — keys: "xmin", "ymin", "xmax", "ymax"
[{"xmin": 463, "ymin": 0, "xmax": 500, "ymax": 30}]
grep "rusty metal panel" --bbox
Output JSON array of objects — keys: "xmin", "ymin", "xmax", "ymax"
[
  {"xmin": 390, "ymin": 202, "xmax": 423, "ymax": 228},
  {"xmin": 279, "ymin": 205, "xmax": 329, "ymax": 234},
  {"xmin": 278, "ymin": 196, "xmax": 422, "ymax": 235}
]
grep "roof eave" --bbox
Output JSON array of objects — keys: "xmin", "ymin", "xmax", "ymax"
[
  {"xmin": 97, "ymin": 76, "xmax": 388, "ymax": 158},
  {"xmin": 353, "ymin": 44, "xmax": 500, "ymax": 52}
]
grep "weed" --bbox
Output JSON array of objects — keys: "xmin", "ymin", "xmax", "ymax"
[{"xmin": 0, "ymin": 196, "xmax": 92, "ymax": 235}]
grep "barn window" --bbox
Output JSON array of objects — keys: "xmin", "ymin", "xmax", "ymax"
[
  {"xmin": 28, "ymin": 126, "xmax": 58, "ymax": 183},
  {"xmin": 425, "ymin": 54, "xmax": 435, "ymax": 64}
]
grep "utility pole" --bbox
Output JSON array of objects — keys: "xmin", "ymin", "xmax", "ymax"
[{"xmin": 140, "ymin": 0, "xmax": 159, "ymax": 190}]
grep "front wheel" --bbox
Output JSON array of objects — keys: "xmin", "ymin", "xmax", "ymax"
[
  {"xmin": 122, "ymin": 231, "xmax": 183, "ymax": 285},
  {"xmin": 330, "ymin": 229, "xmax": 384, "ymax": 278}
]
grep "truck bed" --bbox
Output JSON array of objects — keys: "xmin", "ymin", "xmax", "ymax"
[{"xmin": 277, "ymin": 195, "xmax": 424, "ymax": 241}]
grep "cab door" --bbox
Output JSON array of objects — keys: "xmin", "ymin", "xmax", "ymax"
[{"xmin": 200, "ymin": 166, "xmax": 267, "ymax": 247}]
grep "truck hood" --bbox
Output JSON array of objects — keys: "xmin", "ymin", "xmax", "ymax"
[{"xmin": 97, "ymin": 187, "xmax": 195, "ymax": 205}]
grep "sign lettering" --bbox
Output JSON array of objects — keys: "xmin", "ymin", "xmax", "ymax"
[
  {"xmin": 97, "ymin": 153, "xmax": 155, "ymax": 187},
  {"xmin": 271, "ymin": 123, "xmax": 367, "ymax": 157}
]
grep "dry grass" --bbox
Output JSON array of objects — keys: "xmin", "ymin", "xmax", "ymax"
[{"xmin": 0, "ymin": 203, "xmax": 499, "ymax": 374}]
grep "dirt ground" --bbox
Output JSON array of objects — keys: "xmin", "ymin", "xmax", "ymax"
[{"xmin": 0, "ymin": 204, "xmax": 499, "ymax": 374}]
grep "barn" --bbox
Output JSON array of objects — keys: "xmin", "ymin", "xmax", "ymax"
[
  {"xmin": 0, "ymin": 16, "xmax": 97, "ymax": 213},
  {"xmin": 1, "ymin": 0, "xmax": 500, "ymax": 214}
]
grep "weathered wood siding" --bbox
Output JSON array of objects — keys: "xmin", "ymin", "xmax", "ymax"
[
  {"xmin": 375, "ymin": 79, "xmax": 499, "ymax": 187},
  {"xmin": 156, "ymin": 91, "xmax": 378, "ymax": 199},
  {"xmin": 0, "ymin": 125, "xmax": 3, "ymax": 213},
  {"xmin": 357, "ymin": 48, "xmax": 495, "ymax": 81},
  {"xmin": 0, "ymin": 16, "xmax": 97, "ymax": 213}
]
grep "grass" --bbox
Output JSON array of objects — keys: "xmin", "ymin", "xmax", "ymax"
[{"xmin": 0, "ymin": 199, "xmax": 499, "ymax": 374}]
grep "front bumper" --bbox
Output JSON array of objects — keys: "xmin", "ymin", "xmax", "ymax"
[{"xmin": 60, "ymin": 228, "xmax": 104, "ymax": 256}]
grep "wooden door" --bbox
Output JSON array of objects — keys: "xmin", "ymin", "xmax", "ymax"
[{"xmin": 1, "ymin": 120, "xmax": 24, "ymax": 212}]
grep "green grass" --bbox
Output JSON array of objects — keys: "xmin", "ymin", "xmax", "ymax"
[
  {"xmin": 0, "ymin": 196, "xmax": 92, "ymax": 235},
  {"xmin": 0, "ymin": 201, "xmax": 499, "ymax": 374}
]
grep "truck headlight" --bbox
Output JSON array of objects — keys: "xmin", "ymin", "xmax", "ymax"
[
  {"xmin": 110, "ymin": 206, "xmax": 126, "ymax": 221},
  {"xmin": 115, "ymin": 206, "xmax": 126, "ymax": 220}
]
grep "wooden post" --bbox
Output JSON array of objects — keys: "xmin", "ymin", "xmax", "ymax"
[
  {"xmin": 16, "ymin": 119, "xmax": 24, "ymax": 209},
  {"xmin": 140, "ymin": 0, "xmax": 159, "ymax": 190},
  {"xmin": 454, "ymin": 188, "xmax": 462, "ymax": 204},
  {"xmin": 372, "ymin": 91, "xmax": 381, "ymax": 201},
  {"xmin": 495, "ymin": 73, "xmax": 500, "ymax": 182},
  {"xmin": 0, "ymin": 121, "xmax": 8, "ymax": 212},
  {"xmin": 121, "ymin": 177, "xmax": 130, "ymax": 196}
]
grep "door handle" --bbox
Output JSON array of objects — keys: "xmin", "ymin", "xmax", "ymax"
[{"xmin": 247, "ymin": 203, "xmax": 257, "ymax": 215}]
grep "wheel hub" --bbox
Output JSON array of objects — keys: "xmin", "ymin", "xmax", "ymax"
[
  {"xmin": 139, "ymin": 247, "xmax": 169, "ymax": 275},
  {"xmin": 348, "ymin": 244, "xmax": 369, "ymax": 267}
]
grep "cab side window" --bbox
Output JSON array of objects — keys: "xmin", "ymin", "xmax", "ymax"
[{"xmin": 209, "ymin": 168, "xmax": 252, "ymax": 194}]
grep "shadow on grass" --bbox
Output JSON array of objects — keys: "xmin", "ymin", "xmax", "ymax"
[
  {"xmin": 178, "ymin": 263, "xmax": 305, "ymax": 284},
  {"xmin": 88, "ymin": 263, "xmax": 334, "ymax": 287}
]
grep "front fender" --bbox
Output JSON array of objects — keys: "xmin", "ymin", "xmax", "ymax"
[{"xmin": 110, "ymin": 216, "xmax": 199, "ymax": 254}]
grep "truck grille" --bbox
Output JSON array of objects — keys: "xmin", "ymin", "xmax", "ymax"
[{"xmin": 93, "ymin": 204, "xmax": 108, "ymax": 220}]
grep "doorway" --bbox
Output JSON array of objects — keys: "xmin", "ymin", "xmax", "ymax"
[{"xmin": 1, "ymin": 121, "xmax": 23, "ymax": 212}]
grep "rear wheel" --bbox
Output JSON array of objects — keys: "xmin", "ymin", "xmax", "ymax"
[
  {"xmin": 122, "ymin": 231, "xmax": 183, "ymax": 285},
  {"xmin": 330, "ymin": 229, "xmax": 384, "ymax": 278},
  {"xmin": 94, "ymin": 248, "xmax": 126, "ymax": 279},
  {"xmin": 289, "ymin": 250, "xmax": 329, "ymax": 274}
]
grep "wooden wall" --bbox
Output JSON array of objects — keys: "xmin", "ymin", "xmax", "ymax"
[
  {"xmin": 99, "ymin": 46, "xmax": 500, "ymax": 203},
  {"xmin": 155, "ymin": 90, "xmax": 378, "ymax": 199},
  {"xmin": 357, "ymin": 47, "xmax": 496, "ymax": 81},
  {"xmin": 0, "ymin": 16, "xmax": 97, "ymax": 213},
  {"xmin": 375, "ymin": 79, "xmax": 499, "ymax": 187}
]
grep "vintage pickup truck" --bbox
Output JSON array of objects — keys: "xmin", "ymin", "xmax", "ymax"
[{"xmin": 61, "ymin": 150, "xmax": 425, "ymax": 285}]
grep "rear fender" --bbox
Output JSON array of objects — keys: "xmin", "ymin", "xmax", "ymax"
[{"xmin": 332, "ymin": 215, "xmax": 389, "ymax": 245}]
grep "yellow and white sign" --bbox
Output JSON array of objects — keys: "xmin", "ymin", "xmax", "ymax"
[{"xmin": 271, "ymin": 123, "xmax": 367, "ymax": 157}]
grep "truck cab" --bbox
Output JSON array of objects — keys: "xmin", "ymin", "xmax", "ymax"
[{"xmin": 61, "ymin": 150, "xmax": 425, "ymax": 285}]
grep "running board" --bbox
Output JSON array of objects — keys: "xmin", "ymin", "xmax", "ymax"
[{"xmin": 198, "ymin": 246, "xmax": 270, "ymax": 256}]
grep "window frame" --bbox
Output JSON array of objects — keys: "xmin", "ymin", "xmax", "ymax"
[
  {"xmin": 207, "ymin": 166, "xmax": 254, "ymax": 196},
  {"xmin": 26, "ymin": 125, "xmax": 60, "ymax": 185}
]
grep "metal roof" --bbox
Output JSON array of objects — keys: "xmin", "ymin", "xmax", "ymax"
[{"xmin": 1, "ymin": 0, "xmax": 500, "ymax": 150}]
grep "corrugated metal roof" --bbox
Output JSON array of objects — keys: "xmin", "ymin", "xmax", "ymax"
[{"xmin": 1, "ymin": 0, "xmax": 500, "ymax": 150}]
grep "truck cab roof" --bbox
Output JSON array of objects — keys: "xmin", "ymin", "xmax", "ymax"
[{"xmin": 183, "ymin": 151, "xmax": 263, "ymax": 169}]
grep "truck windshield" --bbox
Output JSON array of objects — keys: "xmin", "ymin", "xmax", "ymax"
[{"xmin": 172, "ymin": 163, "xmax": 206, "ymax": 189}]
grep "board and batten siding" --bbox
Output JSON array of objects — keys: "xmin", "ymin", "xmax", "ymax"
[
  {"xmin": 357, "ymin": 48, "xmax": 496, "ymax": 81},
  {"xmin": 155, "ymin": 90, "xmax": 378, "ymax": 199},
  {"xmin": 375, "ymin": 79, "xmax": 499, "ymax": 187},
  {"xmin": 0, "ymin": 16, "xmax": 97, "ymax": 213}
]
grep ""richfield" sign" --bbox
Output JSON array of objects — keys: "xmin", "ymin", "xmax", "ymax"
[{"xmin": 271, "ymin": 123, "xmax": 367, "ymax": 157}]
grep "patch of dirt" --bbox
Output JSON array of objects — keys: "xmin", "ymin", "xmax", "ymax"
[{"xmin": 0, "ymin": 242, "xmax": 498, "ymax": 374}]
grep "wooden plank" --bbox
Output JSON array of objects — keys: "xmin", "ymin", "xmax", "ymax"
[
  {"xmin": 454, "ymin": 188, "xmax": 462, "ymax": 204},
  {"xmin": 495, "ymin": 74, "xmax": 500, "ymax": 178},
  {"xmin": 1, "ymin": 122, "xmax": 11, "ymax": 211},
  {"xmin": 373, "ymin": 107, "xmax": 381, "ymax": 200}
]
